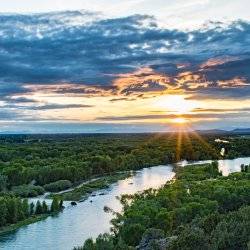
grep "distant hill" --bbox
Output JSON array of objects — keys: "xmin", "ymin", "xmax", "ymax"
[
  {"xmin": 196, "ymin": 129, "xmax": 229, "ymax": 134},
  {"xmin": 1, "ymin": 128, "xmax": 250, "ymax": 135},
  {"xmin": 232, "ymin": 128, "xmax": 250, "ymax": 134},
  {"xmin": 196, "ymin": 128, "xmax": 250, "ymax": 135}
]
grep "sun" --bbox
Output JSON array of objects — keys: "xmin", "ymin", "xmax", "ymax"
[{"xmin": 172, "ymin": 117, "xmax": 187, "ymax": 124}]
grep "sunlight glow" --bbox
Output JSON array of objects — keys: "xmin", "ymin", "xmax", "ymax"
[
  {"xmin": 172, "ymin": 117, "xmax": 187, "ymax": 124},
  {"xmin": 154, "ymin": 95, "xmax": 198, "ymax": 114}
]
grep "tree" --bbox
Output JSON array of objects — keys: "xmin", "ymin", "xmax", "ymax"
[
  {"xmin": 5, "ymin": 198, "xmax": 19, "ymax": 223},
  {"xmin": 82, "ymin": 238, "xmax": 95, "ymax": 250},
  {"xmin": 50, "ymin": 197, "xmax": 59, "ymax": 213},
  {"xmin": 35, "ymin": 201, "xmax": 43, "ymax": 214},
  {"xmin": 59, "ymin": 199, "xmax": 64, "ymax": 209},
  {"xmin": 0, "ymin": 198, "xmax": 7, "ymax": 227},
  {"xmin": 0, "ymin": 174, "xmax": 8, "ymax": 191},
  {"xmin": 30, "ymin": 202, "xmax": 35, "ymax": 215},
  {"xmin": 120, "ymin": 223, "xmax": 145, "ymax": 246},
  {"xmin": 22, "ymin": 199, "xmax": 29, "ymax": 217},
  {"xmin": 170, "ymin": 226, "xmax": 209, "ymax": 250},
  {"xmin": 42, "ymin": 201, "xmax": 48, "ymax": 213}
]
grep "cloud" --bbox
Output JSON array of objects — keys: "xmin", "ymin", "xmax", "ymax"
[
  {"xmin": 1, "ymin": 12, "xmax": 250, "ymax": 89},
  {"xmin": 23, "ymin": 83, "xmax": 116, "ymax": 97},
  {"xmin": 1, "ymin": 11, "xmax": 250, "ymax": 127},
  {"xmin": 0, "ymin": 110, "xmax": 20, "ymax": 120},
  {"xmin": 27, "ymin": 103, "xmax": 93, "ymax": 110},
  {"xmin": 96, "ymin": 111, "xmax": 250, "ymax": 121},
  {"xmin": 109, "ymin": 97, "xmax": 136, "ymax": 102},
  {"xmin": 192, "ymin": 107, "xmax": 250, "ymax": 113}
]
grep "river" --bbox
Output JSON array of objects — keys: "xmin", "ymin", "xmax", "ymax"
[{"xmin": 0, "ymin": 157, "xmax": 250, "ymax": 250}]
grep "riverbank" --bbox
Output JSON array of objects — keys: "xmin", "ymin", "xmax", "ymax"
[
  {"xmin": 0, "ymin": 214, "xmax": 50, "ymax": 236},
  {"xmin": 1, "ymin": 157, "xmax": 250, "ymax": 250},
  {"xmin": 78, "ymin": 161, "xmax": 250, "ymax": 249},
  {"xmin": 0, "ymin": 171, "xmax": 133, "ymax": 237},
  {"xmin": 48, "ymin": 171, "xmax": 133, "ymax": 201}
]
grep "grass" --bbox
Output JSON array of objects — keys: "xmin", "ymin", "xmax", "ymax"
[{"xmin": 49, "ymin": 172, "xmax": 133, "ymax": 201}]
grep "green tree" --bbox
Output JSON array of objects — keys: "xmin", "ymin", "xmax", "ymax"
[
  {"xmin": 82, "ymin": 238, "xmax": 95, "ymax": 250},
  {"xmin": 30, "ymin": 202, "xmax": 35, "ymax": 215},
  {"xmin": 22, "ymin": 199, "xmax": 29, "ymax": 217},
  {"xmin": 35, "ymin": 201, "xmax": 43, "ymax": 214},
  {"xmin": 0, "ymin": 174, "xmax": 8, "ymax": 191},
  {"xmin": 0, "ymin": 198, "xmax": 7, "ymax": 227},
  {"xmin": 121, "ymin": 223, "xmax": 145, "ymax": 246},
  {"xmin": 50, "ymin": 197, "xmax": 60, "ymax": 213},
  {"xmin": 42, "ymin": 201, "xmax": 48, "ymax": 213}
]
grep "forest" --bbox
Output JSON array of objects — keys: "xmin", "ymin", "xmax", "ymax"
[
  {"xmin": 77, "ymin": 162, "xmax": 250, "ymax": 250},
  {"xmin": 0, "ymin": 132, "xmax": 250, "ymax": 235},
  {"xmin": 0, "ymin": 133, "xmax": 250, "ymax": 192}
]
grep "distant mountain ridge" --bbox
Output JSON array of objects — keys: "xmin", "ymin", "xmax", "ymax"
[
  {"xmin": 1, "ymin": 128, "xmax": 250, "ymax": 135},
  {"xmin": 197, "ymin": 128, "xmax": 250, "ymax": 135},
  {"xmin": 232, "ymin": 128, "xmax": 250, "ymax": 133}
]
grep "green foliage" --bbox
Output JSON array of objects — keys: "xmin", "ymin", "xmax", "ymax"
[
  {"xmin": 241, "ymin": 164, "xmax": 250, "ymax": 173},
  {"xmin": 50, "ymin": 197, "xmax": 62, "ymax": 213},
  {"xmin": 0, "ymin": 174, "xmax": 8, "ymax": 191},
  {"xmin": 22, "ymin": 199, "xmax": 29, "ymax": 217},
  {"xmin": 0, "ymin": 196, "xmax": 54, "ymax": 230},
  {"xmin": 0, "ymin": 195, "xmax": 31, "ymax": 228},
  {"xmin": 0, "ymin": 133, "xmax": 236, "ymax": 189},
  {"xmin": 35, "ymin": 201, "xmax": 43, "ymax": 215},
  {"xmin": 11, "ymin": 184, "xmax": 45, "ymax": 197},
  {"xmin": 0, "ymin": 133, "xmax": 250, "ymax": 247},
  {"xmin": 29, "ymin": 202, "xmax": 35, "ymax": 215},
  {"xmin": 175, "ymin": 161, "xmax": 221, "ymax": 180},
  {"xmin": 51, "ymin": 172, "xmax": 131, "ymax": 201},
  {"xmin": 43, "ymin": 180, "xmax": 72, "ymax": 192},
  {"xmin": 80, "ymin": 162, "xmax": 250, "ymax": 249},
  {"xmin": 42, "ymin": 201, "xmax": 48, "ymax": 213}
]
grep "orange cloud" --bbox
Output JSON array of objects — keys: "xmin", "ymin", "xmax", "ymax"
[
  {"xmin": 112, "ymin": 67, "xmax": 177, "ymax": 96},
  {"xmin": 217, "ymin": 77, "xmax": 248, "ymax": 88},
  {"xmin": 200, "ymin": 56, "xmax": 239, "ymax": 69}
]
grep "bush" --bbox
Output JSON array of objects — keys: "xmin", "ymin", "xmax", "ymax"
[
  {"xmin": 44, "ymin": 180, "xmax": 72, "ymax": 192},
  {"xmin": 11, "ymin": 184, "xmax": 45, "ymax": 197}
]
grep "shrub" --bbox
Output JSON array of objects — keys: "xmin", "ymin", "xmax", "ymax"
[
  {"xmin": 44, "ymin": 180, "xmax": 72, "ymax": 192},
  {"xmin": 11, "ymin": 184, "xmax": 45, "ymax": 197}
]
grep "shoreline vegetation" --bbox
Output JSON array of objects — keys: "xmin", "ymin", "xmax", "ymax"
[
  {"xmin": 76, "ymin": 161, "xmax": 250, "ymax": 250},
  {"xmin": 0, "ymin": 214, "xmax": 49, "ymax": 236},
  {"xmin": 0, "ymin": 134, "xmax": 250, "ymax": 245},
  {"xmin": 0, "ymin": 196, "xmax": 63, "ymax": 236},
  {"xmin": 48, "ymin": 171, "xmax": 133, "ymax": 201},
  {"xmin": 0, "ymin": 172, "xmax": 133, "ymax": 236}
]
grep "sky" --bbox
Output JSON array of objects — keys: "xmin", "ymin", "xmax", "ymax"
[{"xmin": 0, "ymin": 0, "xmax": 250, "ymax": 133}]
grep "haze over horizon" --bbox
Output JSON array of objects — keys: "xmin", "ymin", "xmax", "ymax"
[{"xmin": 1, "ymin": 0, "xmax": 250, "ymax": 133}]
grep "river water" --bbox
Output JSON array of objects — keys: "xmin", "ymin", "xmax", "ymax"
[{"xmin": 0, "ymin": 157, "xmax": 250, "ymax": 250}]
